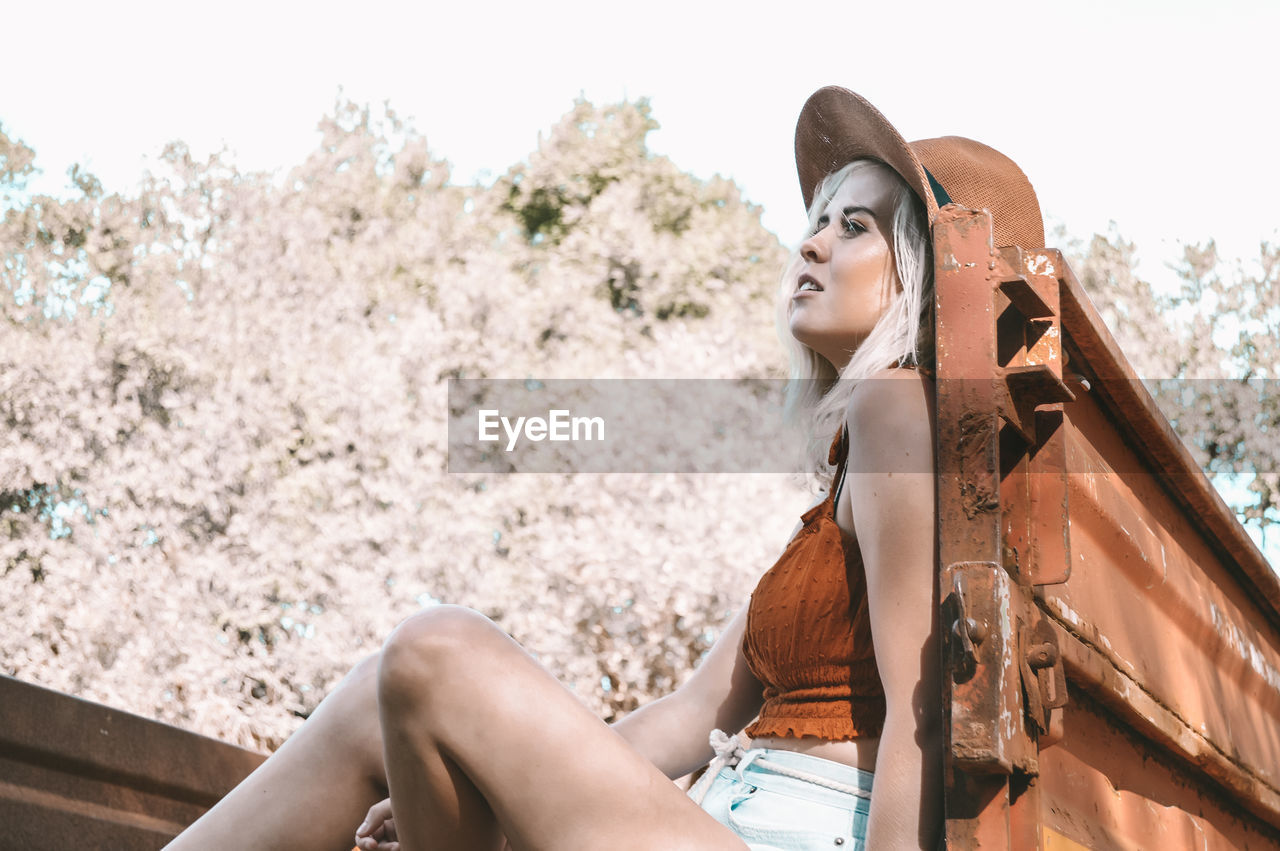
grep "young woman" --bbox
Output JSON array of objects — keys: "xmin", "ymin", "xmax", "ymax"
[{"xmin": 168, "ymin": 85, "xmax": 1044, "ymax": 851}]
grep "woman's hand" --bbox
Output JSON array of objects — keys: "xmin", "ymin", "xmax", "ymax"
[
  {"xmin": 354, "ymin": 797, "xmax": 398, "ymax": 851},
  {"xmin": 354, "ymin": 797, "xmax": 516, "ymax": 851}
]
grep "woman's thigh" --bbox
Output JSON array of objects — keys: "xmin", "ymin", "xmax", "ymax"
[{"xmin": 378, "ymin": 605, "xmax": 747, "ymax": 851}]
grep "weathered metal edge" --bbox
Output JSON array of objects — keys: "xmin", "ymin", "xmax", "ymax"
[
  {"xmin": 1042, "ymin": 603, "xmax": 1280, "ymax": 830},
  {"xmin": 0, "ymin": 675, "xmax": 265, "ymax": 807}
]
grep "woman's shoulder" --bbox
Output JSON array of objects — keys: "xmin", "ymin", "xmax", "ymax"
[
  {"xmin": 847, "ymin": 365, "xmax": 934, "ymax": 414},
  {"xmin": 842, "ymin": 367, "xmax": 935, "ymax": 471}
]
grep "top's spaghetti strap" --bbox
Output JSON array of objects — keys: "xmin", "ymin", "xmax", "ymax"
[{"xmin": 831, "ymin": 425, "xmax": 850, "ymax": 506}]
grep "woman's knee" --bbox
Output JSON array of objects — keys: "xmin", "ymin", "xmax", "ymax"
[{"xmin": 377, "ymin": 605, "xmax": 500, "ymax": 705}]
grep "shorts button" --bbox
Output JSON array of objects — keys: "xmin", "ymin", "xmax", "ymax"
[{"xmin": 834, "ymin": 839, "xmax": 845, "ymax": 846}]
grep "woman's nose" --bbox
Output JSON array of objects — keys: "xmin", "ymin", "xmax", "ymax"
[{"xmin": 800, "ymin": 228, "xmax": 829, "ymax": 263}]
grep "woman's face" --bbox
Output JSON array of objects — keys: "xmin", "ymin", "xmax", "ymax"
[{"xmin": 788, "ymin": 166, "xmax": 900, "ymax": 371}]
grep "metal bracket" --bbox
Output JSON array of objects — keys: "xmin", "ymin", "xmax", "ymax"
[
  {"xmin": 943, "ymin": 562, "xmax": 1033, "ymax": 775},
  {"xmin": 950, "ymin": 585, "xmax": 990, "ymax": 684},
  {"xmin": 998, "ymin": 364, "xmax": 1076, "ymax": 445},
  {"xmin": 1019, "ymin": 617, "xmax": 1068, "ymax": 742}
]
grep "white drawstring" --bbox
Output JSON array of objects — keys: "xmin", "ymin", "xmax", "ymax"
[
  {"xmin": 691, "ymin": 729, "xmax": 748, "ymax": 805},
  {"xmin": 691, "ymin": 729, "xmax": 872, "ymax": 805},
  {"xmin": 752, "ymin": 754, "xmax": 872, "ymax": 800}
]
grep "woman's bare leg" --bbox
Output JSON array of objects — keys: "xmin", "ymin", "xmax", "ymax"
[
  {"xmin": 377, "ymin": 605, "xmax": 745, "ymax": 851},
  {"xmin": 166, "ymin": 653, "xmax": 387, "ymax": 850}
]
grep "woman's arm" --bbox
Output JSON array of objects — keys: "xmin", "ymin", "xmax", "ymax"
[
  {"xmin": 613, "ymin": 511, "xmax": 817, "ymax": 779},
  {"xmin": 842, "ymin": 368, "xmax": 942, "ymax": 849},
  {"xmin": 611, "ymin": 604, "xmax": 765, "ymax": 779}
]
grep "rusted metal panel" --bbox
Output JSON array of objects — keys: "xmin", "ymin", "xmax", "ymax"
[
  {"xmin": 1049, "ymin": 616, "xmax": 1280, "ymax": 831},
  {"xmin": 1047, "ymin": 389, "xmax": 1280, "ymax": 794},
  {"xmin": 0, "ymin": 675, "xmax": 264, "ymax": 848},
  {"xmin": 1043, "ymin": 255, "xmax": 1280, "ymax": 832},
  {"xmin": 934, "ymin": 205, "xmax": 1280, "ymax": 848},
  {"xmin": 1055, "ymin": 259, "xmax": 1280, "ymax": 627},
  {"xmin": 1036, "ymin": 687, "xmax": 1280, "ymax": 849}
]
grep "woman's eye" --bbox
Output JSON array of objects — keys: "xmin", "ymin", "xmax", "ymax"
[{"xmin": 841, "ymin": 217, "xmax": 865, "ymax": 236}]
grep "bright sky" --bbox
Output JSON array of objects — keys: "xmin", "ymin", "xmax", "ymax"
[
  {"xmin": 2, "ymin": 0, "xmax": 1277, "ymax": 558},
  {"xmin": 4, "ymin": 0, "xmax": 1277, "ymax": 275}
]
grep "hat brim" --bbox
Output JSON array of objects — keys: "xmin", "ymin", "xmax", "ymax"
[{"xmin": 795, "ymin": 86, "xmax": 939, "ymax": 221}]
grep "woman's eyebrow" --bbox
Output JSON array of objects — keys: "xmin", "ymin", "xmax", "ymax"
[
  {"xmin": 817, "ymin": 204, "xmax": 877, "ymax": 226},
  {"xmin": 841, "ymin": 205, "xmax": 876, "ymax": 220}
]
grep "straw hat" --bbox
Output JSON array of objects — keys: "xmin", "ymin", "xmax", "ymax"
[{"xmin": 795, "ymin": 86, "xmax": 1045, "ymax": 250}]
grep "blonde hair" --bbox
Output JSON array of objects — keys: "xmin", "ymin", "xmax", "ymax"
[{"xmin": 775, "ymin": 159, "xmax": 934, "ymax": 481}]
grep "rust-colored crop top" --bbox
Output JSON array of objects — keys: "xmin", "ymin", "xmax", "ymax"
[{"xmin": 741, "ymin": 427, "xmax": 885, "ymax": 740}]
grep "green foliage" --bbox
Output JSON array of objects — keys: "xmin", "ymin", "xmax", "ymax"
[
  {"xmin": 0, "ymin": 94, "xmax": 791, "ymax": 750},
  {"xmin": 0, "ymin": 123, "xmax": 37, "ymax": 192},
  {"xmin": 501, "ymin": 98, "xmax": 660, "ymax": 245}
]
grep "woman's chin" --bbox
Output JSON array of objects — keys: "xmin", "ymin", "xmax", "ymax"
[
  {"xmin": 789, "ymin": 322, "xmax": 836, "ymax": 354},
  {"xmin": 787, "ymin": 316, "xmax": 820, "ymax": 348},
  {"xmin": 790, "ymin": 333, "xmax": 856, "ymax": 372}
]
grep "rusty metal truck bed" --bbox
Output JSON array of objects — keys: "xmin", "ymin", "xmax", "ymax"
[{"xmin": 934, "ymin": 205, "xmax": 1280, "ymax": 849}]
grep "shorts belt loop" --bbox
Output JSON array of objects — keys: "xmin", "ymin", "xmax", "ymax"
[{"xmin": 734, "ymin": 746, "xmax": 765, "ymax": 776}]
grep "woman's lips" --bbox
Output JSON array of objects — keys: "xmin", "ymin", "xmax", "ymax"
[{"xmin": 794, "ymin": 273, "xmax": 823, "ymax": 299}]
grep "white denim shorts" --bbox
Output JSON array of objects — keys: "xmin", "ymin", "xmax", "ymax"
[{"xmin": 688, "ymin": 742, "xmax": 873, "ymax": 850}]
